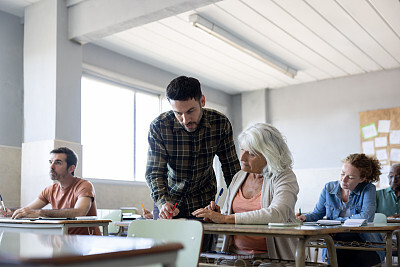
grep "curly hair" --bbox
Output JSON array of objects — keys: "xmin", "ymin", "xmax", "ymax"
[{"xmin": 343, "ymin": 153, "xmax": 381, "ymax": 183}]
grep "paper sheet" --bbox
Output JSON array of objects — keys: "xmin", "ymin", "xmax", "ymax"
[
  {"xmin": 390, "ymin": 130, "xmax": 400, "ymax": 145},
  {"xmin": 362, "ymin": 140, "xmax": 375, "ymax": 155},
  {"xmin": 390, "ymin": 148, "xmax": 400, "ymax": 162},
  {"xmin": 374, "ymin": 136, "xmax": 387, "ymax": 147},
  {"xmin": 375, "ymin": 149, "xmax": 388, "ymax": 161},
  {"xmin": 378, "ymin": 120, "xmax": 391, "ymax": 133},
  {"xmin": 361, "ymin": 123, "xmax": 378, "ymax": 140}
]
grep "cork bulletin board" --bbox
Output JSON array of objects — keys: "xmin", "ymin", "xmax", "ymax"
[{"xmin": 360, "ymin": 107, "xmax": 400, "ymax": 187}]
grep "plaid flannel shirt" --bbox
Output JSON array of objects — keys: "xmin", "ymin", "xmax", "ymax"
[{"xmin": 145, "ymin": 108, "xmax": 240, "ymax": 217}]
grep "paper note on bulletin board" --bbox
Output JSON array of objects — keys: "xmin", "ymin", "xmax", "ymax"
[{"xmin": 360, "ymin": 107, "xmax": 400, "ymax": 187}]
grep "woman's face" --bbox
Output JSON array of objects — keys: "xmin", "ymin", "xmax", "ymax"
[
  {"xmin": 240, "ymin": 149, "xmax": 267, "ymax": 174},
  {"xmin": 340, "ymin": 163, "xmax": 366, "ymax": 191}
]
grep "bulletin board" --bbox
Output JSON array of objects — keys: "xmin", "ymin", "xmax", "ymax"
[{"xmin": 360, "ymin": 107, "xmax": 400, "ymax": 186}]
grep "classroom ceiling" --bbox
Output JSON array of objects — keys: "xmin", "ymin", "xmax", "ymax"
[{"xmin": 1, "ymin": 0, "xmax": 399, "ymax": 94}]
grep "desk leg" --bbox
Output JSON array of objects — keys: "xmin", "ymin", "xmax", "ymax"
[
  {"xmin": 385, "ymin": 231, "xmax": 392, "ymax": 267},
  {"xmin": 323, "ymin": 235, "xmax": 338, "ymax": 267},
  {"xmin": 62, "ymin": 226, "xmax": 68, "ymax": 235},
  {"xmin": 102, "ymin": 224, "xmax": 109, "ymax": 236},
  {"xmin": 296, "ymin": 236, "xmax": 307, "ymax": 267},
  {"xmin": 297, "ymin": 235, "xmax": 337, "ymax": 267}
]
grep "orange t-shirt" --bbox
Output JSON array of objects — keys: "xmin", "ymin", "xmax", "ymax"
[
  {"xmin": 38, "ymin": 177, "xmax": 101, "ymax": 235},
  {"xmin": 231, "ymin": 187, "xmax": 267, "ymax": 254}
]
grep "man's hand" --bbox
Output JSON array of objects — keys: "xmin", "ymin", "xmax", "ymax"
[
  {"xmin": 159, "ymin": 202, "xmax": 180, "ymax": 219},
  {"xmin": 388, "ymin": 214, "xmax": 400, "ymax": 219},
  {"xmin": 11, "ymin": 207, "xmax": 40, "ymax": 219}
]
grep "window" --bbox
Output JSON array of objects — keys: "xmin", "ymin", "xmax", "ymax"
[{"xmin": 81, "ymin": 75, "xmax": 161, "ymax": 182}]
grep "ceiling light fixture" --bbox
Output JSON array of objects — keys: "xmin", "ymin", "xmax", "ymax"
[{"xmin": 189, "ymin": 14, "xmax": 297, "ymax": 78}]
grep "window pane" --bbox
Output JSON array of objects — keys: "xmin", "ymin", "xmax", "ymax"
[
  {"xmin": 161, "ymin": 98, "xmax": 170, "ymax": 113},
  {"xmin": 135, "ymin": 92, "xmax": 160, "ymax": 181},
  {"xmin": 82, "ymin": 76, "xmax": 134, "ymax": 181}
]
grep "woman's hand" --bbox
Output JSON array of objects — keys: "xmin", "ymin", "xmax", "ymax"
[
  {"xmin": 296, "ymin": 214, "xmax": 306, "ymax": 222},
  {"xmin": 192, "ymin": 208, "xmax": 234, "ymax": 224},
  {"xmin": 204, "ymin": 201, "xmax": 221, "ymax": 213},
  {"xmin": 0, "ymin": 207, "xmax": 13, "ymax": 217}
]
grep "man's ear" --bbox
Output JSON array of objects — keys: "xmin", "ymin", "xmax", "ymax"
[
  {"xmin": 200, "ymin": 95, "xmax": 205, "ymax": 107},
  {"xmin": 360, "ymin": 177, "xmax": 366, "ymax": 182},
  {"xmin": 68, "ymin": 165, "xmax": 76, "ymax": 175}
]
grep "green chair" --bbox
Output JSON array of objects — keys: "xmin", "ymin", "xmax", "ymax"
[
  {"xmin": 127, "ymin": 219, "xmax": 203, "ymax": 267},
  {"xmin": 97, "ymin": 209, "xmax": 122, "ymax": 235}
]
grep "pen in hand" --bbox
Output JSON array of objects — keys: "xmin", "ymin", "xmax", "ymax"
[
  {"xmin": 215, "ymin": 188, "xmax": 224, "ymax": 206},
  {"xmin": 168, "ymin": 202, "xmax": 177, "ymax": 219},
  {"xmin": 0, "ymin": 194, "xmax": 6, "ymax": 212},
  {"xmin": 298, "ymin": 208, "xmax": 301, "ymax": 216}
]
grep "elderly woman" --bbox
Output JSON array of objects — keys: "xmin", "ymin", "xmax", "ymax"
[
  {"xmin": 297, "ymin": 153, "xmax": 383, "ymax": 267},
  {"xmin": 192, "ymin": 123, "xmax": 299, "ymax": 259}
]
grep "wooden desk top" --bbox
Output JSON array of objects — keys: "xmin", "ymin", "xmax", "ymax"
[
  {"xmin": 348, "ymin": 222, "xmax": 400, "ymax": 231},
  {"xmin": 0, "ymin": 218, "xmax": 111, "ymax": 225},
  {"xmin": 0, "ymin": 231, "xmax": 183, "ymax": 265},
  {"xmin": 203, "ymin": 223, "xmax": 350, "ymax": 236}
]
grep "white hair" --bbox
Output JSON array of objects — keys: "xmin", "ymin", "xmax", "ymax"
[{"xmin": 238, "ymin": 123, "xmax": 293, "ymax": 176}]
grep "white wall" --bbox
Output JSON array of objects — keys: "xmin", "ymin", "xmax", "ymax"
[
  {"xmin": 0, "ymin": 10, "xmax": 23, "ymax": 147},
  {"xmin": 268, "ymin": 68, "xmax": 400, "ymax": 212}
]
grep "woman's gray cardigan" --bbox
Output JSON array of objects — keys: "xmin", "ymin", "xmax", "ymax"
[{"xmin": 220, "ymin": 169, "xmax": 299, "ymax": 260}]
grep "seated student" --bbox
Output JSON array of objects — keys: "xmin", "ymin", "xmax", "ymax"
[
  {"xmin": 297, "ymin": 153, "xmax": 383, "ymax": 267},
  {"xmin": 376, "ymin": 164, "xmax": 400, "ymax": 218},
  {"xmin": 193, "ymin": 123, "xmax": 299, "ymax": 260},
  {"xmin": 0, "ymin": 147, "xmax": 100, "ymax": 235}
]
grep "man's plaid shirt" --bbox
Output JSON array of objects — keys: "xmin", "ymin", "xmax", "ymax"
[{"xmin": 145, "ymin": 108, "xmax": 240, "ymax": 217}]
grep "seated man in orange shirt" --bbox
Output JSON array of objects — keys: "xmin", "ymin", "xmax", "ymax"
[{"xmin": 0, "ymin": 147, "xmax": 100, "ymax": 235}]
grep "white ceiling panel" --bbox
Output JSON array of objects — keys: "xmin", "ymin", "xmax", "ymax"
[{"xmin": 1, "ymin": 0, "xmax": 399, "ymax": 94}]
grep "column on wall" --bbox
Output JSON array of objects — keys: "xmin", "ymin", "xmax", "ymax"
[{"xmin": 21, "ymin": 0, "xmax": 82, "ymax": 206}]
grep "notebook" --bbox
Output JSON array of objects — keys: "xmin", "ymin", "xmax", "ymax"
[{"xmin": 343, "ymin": 218, "xmax": 367, "ymax": 227}]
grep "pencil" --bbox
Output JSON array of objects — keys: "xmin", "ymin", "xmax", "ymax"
[{"xmin": 168, "ymin": 202, "xmax": 177, "ymax": 219}]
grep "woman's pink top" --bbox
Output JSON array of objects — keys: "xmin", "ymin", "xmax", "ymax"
[{"xmin": 231, "ymin": 187, "xmax": 267, "ymax": 254}]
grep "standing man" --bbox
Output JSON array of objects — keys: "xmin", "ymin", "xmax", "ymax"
[
  {"xmin": 1, "ymin": 147, "xmax": 100, "ymax": 235},
  {"xmin": 376, "ymin": 164, "xmax": 400, "ymax": 218},
  {"xmin": 145, "ymin": 76, "xmax": 240, "ymax": 220}
]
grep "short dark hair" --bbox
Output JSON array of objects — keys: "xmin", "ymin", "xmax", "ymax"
[
  {"xmin": 50, "ymin": 147, "xmax": 78, "ymax": 176},
  {"xmin": 343, "ymin": 153, "xmax": 381, "ymax": 183},
  {"xmin": 166, "ymin": 76, "xmax": 202, "ymax": 102}
]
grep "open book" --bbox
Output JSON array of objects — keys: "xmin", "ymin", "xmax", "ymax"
[{"xmin": 343, "ymin": 218, "xmax": 367, "ymax": 227}]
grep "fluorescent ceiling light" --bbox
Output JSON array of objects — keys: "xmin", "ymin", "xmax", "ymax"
[{"xmin": 189, "ymin": 14, "xmax": 297, "ymax": 78}]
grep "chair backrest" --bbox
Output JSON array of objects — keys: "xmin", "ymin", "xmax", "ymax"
[
  {"xmin": 97, "ymin": 209, "xmax": 122, "ymax": 234},
  {"xmin": 127, "ymin": 219, "xmax": 203, "ymax": 267},
  {"xmin": 373, "ymin": 213, "xmax": 387, "ymax": 224}
]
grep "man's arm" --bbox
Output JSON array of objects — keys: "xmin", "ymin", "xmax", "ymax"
[
  {"xmin": 217, "ymin": 120, "xmax": 241, "ymax": 188},
  {"xmin": 12, "ymin": 197, "xmax": 92, "ymax": 219},
  {"xmin": 145, "ymin": 122, "xmax": 170, "ymax": 207}
]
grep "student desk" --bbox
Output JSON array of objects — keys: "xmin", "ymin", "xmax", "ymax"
[
  {"xmin": 203, "ymin": 223, "xmax": 349, "ymax": 267},
  {"xmin": 0, "ymin": 231, "xmax": 183, "ymax": 267},
  {"xmin": 0, "ymin": 218, "xmax": 111, "ymax": 236}
]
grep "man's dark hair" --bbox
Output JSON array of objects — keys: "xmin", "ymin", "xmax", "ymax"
[
  {"xmin": 50, "ymin": 147, "xmax": 78, "ymax": 176},
  {"xmin": 166, "ymin": 76, "xmax": 202, "ymax": 102}
]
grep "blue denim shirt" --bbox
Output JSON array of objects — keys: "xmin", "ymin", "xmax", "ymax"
[{"xmin": 305, "ymin": 180, "xmax": 384, "ymax": 261}]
